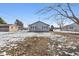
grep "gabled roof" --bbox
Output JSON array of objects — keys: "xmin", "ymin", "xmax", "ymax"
[
  {"xmin": 29, "ymin": 21, "xmax": 49, "ymax": 26},
  {"xmin": 63, "ymin": 23, "xmax": 79, "ymax": 28}
]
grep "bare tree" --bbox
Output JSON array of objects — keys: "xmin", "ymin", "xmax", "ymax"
[
  {"xmin": 56, "ymin": 16, "xmax": 66, "ymax": 30},
  {"xmin": 36, "ymin": 3, "xmax": 79, "ymax": 25},
  {"xmin": 15, "ymin": 19, "xmax": 24, "ymax": 30}
]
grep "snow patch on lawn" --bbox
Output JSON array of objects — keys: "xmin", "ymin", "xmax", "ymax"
[{"xmin": 0, "ymin": 31, "xmax": 65, "ymax": 47}]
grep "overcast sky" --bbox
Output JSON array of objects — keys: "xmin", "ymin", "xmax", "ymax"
[{"xmin": 0, "ymin": 3, "xmax": 79, "ymax": 27}]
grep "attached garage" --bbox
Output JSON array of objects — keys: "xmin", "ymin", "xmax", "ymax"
[{"xmin": 0, "ymin": 24, "xmax": 19, "ymax": 32}]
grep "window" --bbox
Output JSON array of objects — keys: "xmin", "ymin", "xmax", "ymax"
[
  {"xmin": 31, "ymin": 26, "xmax": 36, "ymax": 30},
  {"xmin": 70, "ymin": 27, "xmax": 73, "ymax": 29},
  {"xmin": 42, "ymin": 26, "xmax": 44, "ymax": 30},
  {"xmin": 11, "ymin": 26, "xmax": 13, "ymax": 29},
  {"xmin": 34, "ymin": 26, "xmax": 36, "ymax": 29},
  {"xmin": 42, "ymin": 26, "xmax": 47, "ymax": 30}
]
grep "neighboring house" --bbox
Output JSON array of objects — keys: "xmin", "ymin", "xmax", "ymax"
[
  {"xmin": 62, "ymin": 23, "xmax": 79, "ymax": 32},
  {"xmin": 29, "ymin": 21, "xmax": 49, "ymax": 32},
  {"xmin": 0, "ymin": 24, "xmax": 19, "ymax": 32}
]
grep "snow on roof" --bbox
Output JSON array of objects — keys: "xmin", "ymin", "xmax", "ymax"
[
  {"xmin": 0, "ymin": 24, "xmax": 16, "ymax": 26},
  {"xmin": 63, "ymin": 23, "xmax": 79, "ymax": 28},
  {"xmin": 29, "ymin": 21, "xmax": 49, "ymax": 26}
]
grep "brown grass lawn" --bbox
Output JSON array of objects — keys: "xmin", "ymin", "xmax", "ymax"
[
  {"xmin": 0, "ymin": 32, "xmax": 79, "ymax": 56},
  {"xmin": 53, "ymin": 31, "xmax": 79, "ymax": 43},
  {"xmin": 54, "ymin": 31, "xmax": 79, "ymax": 39},
  {"xmin": 4, "ymin": 37, "xmax": 52, "ymax": 56}
]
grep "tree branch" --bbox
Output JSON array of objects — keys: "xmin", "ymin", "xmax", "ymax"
[{"xmin": 67, "ymin": 3, "xmax": 75, "ymax": 17}]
